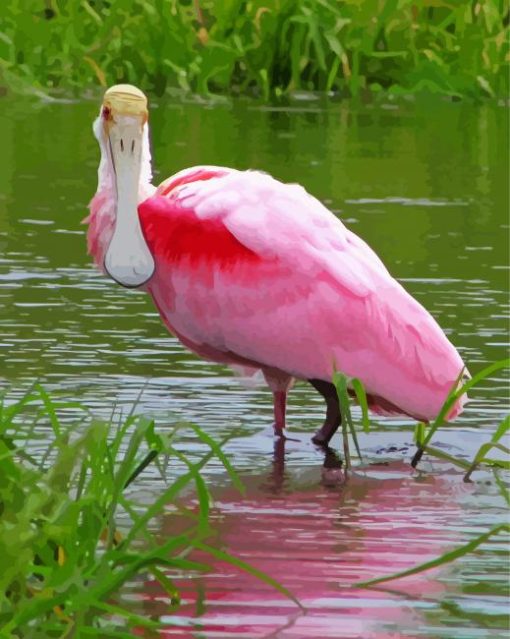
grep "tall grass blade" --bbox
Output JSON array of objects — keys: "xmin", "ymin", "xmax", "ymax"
[
  {"xmin": 350, "ymin": 377, "xmax": 370, "ymax": 433},
  {"xmin": 493, "ymin": 470, "xmax": 510, "ymax": 507},
  {"xmin": 194, "ymin": 541, "xmax": 303, "ymax": 609},
  {"xmin": 412, "ymin": 359, "xmax": 510, "ymax": 468},
  {"xmin": 332, "ymin": 372, "xmax": 362, "ymax": 463},
  {"xmin": 419, "ymin": 445, "xmax": 471, "ymax": 470},
  {"xmin": 124, "ymin": 449, "xmax": 159, "ymax": 489},
  {"xmin": 185, "ymin": 422, "xmax": 245, "ymax": 495},
  {"xmin": 357, "ymin": 523, "xmax": 510, "ymax": 587}
]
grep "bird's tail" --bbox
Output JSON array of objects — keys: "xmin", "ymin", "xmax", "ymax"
[{"xmin": 445, "ymin": 367, "xmax": 470, "ymax": 421}]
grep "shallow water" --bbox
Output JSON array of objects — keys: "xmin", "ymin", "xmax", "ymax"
[{"xmin": 0, "ymin": 95, "xmax": 509, "ymax": 637}]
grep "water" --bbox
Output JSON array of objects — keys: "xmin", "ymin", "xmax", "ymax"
[{"xmin": 0, "ymin": 95, "xmax": 508, "ymax": 637}]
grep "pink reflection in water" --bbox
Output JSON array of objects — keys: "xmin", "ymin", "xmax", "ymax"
[{"xmin": 138, "ymin": 441, "xmax": 465, "ymax": 638}]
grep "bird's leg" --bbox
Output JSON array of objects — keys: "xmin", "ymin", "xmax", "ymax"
[
  {"xmin": 263, "ymin": 368, "xmax": 294, "ymax": 438},
  {"xmin": 271, "ymin": 435, "xmax": 286, "ymax": 489},
  {"xmin": 273, "ymin": 390, "xmax": 287, "ymax": 437},
  {"xmin": 308, "ymin": 378, "xmax": 342, "ymax": 446},
  {"xmin": 261, "ymin": 436, "xmax": 287, "ymax": 494},
  {"xmin": 321, "ymin": 445, "xmax": 345, "ymax": 486}
]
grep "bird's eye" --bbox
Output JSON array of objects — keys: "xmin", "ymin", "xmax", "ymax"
[{"xmin": 102, "ymin": 106, "xmax": 111, "ymax": 120}]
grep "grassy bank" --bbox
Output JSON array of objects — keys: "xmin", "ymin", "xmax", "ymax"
[
  {"xmin": 335, "ymin": 358, "xmax": 510, "ymax": 589},
  {"xmin": 0, "ymin": 386, "xmax": 294, "ymax": 638},
  {"xmin": 0, "ymin": 360, "xmax": 508, "ymax": 633},
  {"xmin": 1, "ymin": 0, "xmax": 508, "ymax": 99}
]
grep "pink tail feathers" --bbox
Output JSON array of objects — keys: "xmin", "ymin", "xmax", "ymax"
[{"xmin": 445, "ymin": 367, "xmax": 470, "ymax": 421}]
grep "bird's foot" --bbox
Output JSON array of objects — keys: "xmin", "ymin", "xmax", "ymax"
[
  {"xmin": 311, "ymin": 420, "xmax": 339, "ymax": 447},
  {"xmin": 312, "ymin": 429, "xmax": 337, "ymax": 447},
  {"xmin": 319, "ymin": 445, "xmax": 345, "ymax": 486},
  {"xmin": 311, "ymin": 431, "xmax": 330, "ymax": 447},
  {"xmin": 273, "ymin": 431, "xmax": 300, "ymax": 443},
  {"xmin": 272, "ymin": 424, "xmax": 299, "ymax": 442}
]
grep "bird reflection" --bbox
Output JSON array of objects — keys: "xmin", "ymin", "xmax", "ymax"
[
  {"xmin": 320, "ymin": 444, "xmax": 345, "ymax": 487},
  {"xmin": 262, "ymin": 436, "xmax": 345, "ymax": 493}
]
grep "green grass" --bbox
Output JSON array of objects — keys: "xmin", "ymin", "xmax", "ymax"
[
  {"xmin": 332, "ymin": 359, "xmax": 510, "ymax": 478},
  {"xmin": 1, "ymin": 360, "xmax": 508, "ymax": 629},
  {"xmin": 0, "ymin": 386, "xmax": 298, "ymax": 638},
  {"xmin": 332, "ymin": 360, "xmax": 510, "ymax": 589},
  {"xmin": 356, "ymin": 467, "xmax": 510, "ymax": 588},
  {"xmin": 0, "ymin": 0, "xmax": 508, "ymax": 99},
  {"xmin": 411, "ymin": 358, "xmax": 510, "ymax": 476},
  {"xmin": 357, "ymin": 519, "xmax": 510, "ymax": 588}
]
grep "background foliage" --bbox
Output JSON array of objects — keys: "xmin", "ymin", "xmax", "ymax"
[{"xmin": 0, "ymin": 0, "xmax": 508, "ymax": 99}]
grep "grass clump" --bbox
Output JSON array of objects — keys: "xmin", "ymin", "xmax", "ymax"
[
  {"xmin": 332, "ymin": 360, "xmax": 510, "ymax": 589},
  {"xmin": 0, "ymin": 386, "xmax": 297, "ymax": 638},
  {"xmin": 411, "ymin": 358, "xmax": 510, "ymax": 477},
  {"xmin": 0, "ymin": 0, "xmax": 508, "ymax": 99},
  {"xmin": 332, "ymin": 358, "xmax": 509, "ymax": 479},
  {"xmin": 357, "ymin": 467, "xmax": 510, "ymax": 588}
]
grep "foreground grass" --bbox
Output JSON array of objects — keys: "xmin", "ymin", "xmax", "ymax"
[
  {"xmin": 1, "ymin": 0, "xmax": 508, "ymax": 99},
  {"xmin": 333, "ymin": 358, "xmax": 510, "ymax": 588},
  {"xmin": 0, "ymin": 386, "xmax": 296, "ymax": 638},
  {"xmin": 1, "ymin": 360, "xmax": 508, "ymax": 631}
]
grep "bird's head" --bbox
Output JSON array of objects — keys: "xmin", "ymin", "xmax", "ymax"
[{"xmin": 94, "ymin": 84, "xmax": 155, "ymax": 289}]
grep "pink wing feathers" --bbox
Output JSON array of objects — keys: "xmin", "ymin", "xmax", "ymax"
[{"xmin": 139, "ymin": 167, "xmax": 466, "ymax": 421}]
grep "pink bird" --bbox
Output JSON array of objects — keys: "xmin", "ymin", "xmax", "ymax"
[{"xmin": 86, "ymin": 85, "xmax": 467, "ymax": 446}]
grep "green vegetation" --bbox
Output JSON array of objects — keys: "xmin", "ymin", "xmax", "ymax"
[
  {"xmin": 334, "ymin": 359, "xmax": 510, "ymax": 589},
  {"xmin": 0, "ymin": 385, "xmax": 296, "ymax": 638},
  {"xmin": 0, "ymin": 362, "xmax": 508, "ymax": 632},
  {"xmin": 357, "ymin": 513, "xmax": 510, "ymax": 587},
  {"xmin": 332, "ymin": 370, "xmax": 369, "ymax": 469},
  {"xmin": 411, "ymin": 358, "xmax": 510, "ymax": 476},
  {"xmin": 357, "ymin": 468, "xmax": 510, "ymax": 587},
  {"xmin": 1, "ymin": 0, "xmax": 508, "ymax": 99},
  {"xmin": 333, "ymin": 359, "xmax": 510, "ymax": 478}
]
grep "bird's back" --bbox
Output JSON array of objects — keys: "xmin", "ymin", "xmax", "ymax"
[{"xmin": 138, "ymin": 167, "xmax": 467, "ymax": 421}]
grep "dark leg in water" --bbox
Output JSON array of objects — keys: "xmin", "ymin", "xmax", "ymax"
[{"xmin": 308, "ymin": 378, "xmax": 341, "ymax": 446}]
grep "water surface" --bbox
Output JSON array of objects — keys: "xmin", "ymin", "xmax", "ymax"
[{"xmin": 0, "ymin": 95, "xmax": 508, "ymax": 637}]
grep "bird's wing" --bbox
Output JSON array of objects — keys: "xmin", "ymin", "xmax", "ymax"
[{"xmin": 140, "ymin": 168, "xmax": 466, "ymax": 421}]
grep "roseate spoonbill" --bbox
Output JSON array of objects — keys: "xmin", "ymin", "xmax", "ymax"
[{"xmin": 86, "ymin": 84, "xmax": 467, "ymax": 445}]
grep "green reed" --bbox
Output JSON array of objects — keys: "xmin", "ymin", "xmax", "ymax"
[
  {"xmin": 357, "ymin": 470, "xmax": 510, "ymax": 588},
  {"xmin": 332, "ymin": 371, "xmax": 370, "ymax": 470},
  {"xmin": 411, "ymin": 358, "xmax": 510, "ymax": 476},
  {"xmin": 332, "ymin": 359, "xmax": 510, "ymax": 589},
  {"xmin": 1, "ymin": 0, "xmax": 508, "ymax": 99},
  {"xmin": 0, "ymin": 385, "xmax": 298, "ymax": 638}
]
